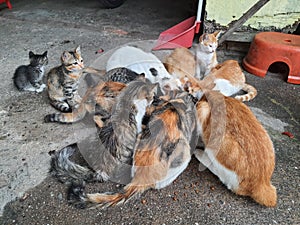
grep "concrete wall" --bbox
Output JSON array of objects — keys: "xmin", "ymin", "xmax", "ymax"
[{"xmin": 206, "ymin": 0, "xmax": 300, "ymax": 29}]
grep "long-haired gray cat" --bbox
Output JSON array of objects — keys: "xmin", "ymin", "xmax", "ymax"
[{"xmin": 13, "ymin": 51, "xmax": 48, "ymax": 92}]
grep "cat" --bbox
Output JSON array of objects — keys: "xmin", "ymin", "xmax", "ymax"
[
  {"xmin": 13, "ymin": 51, "xmax": 48, "ymax": 92},
  {"xmin": 194, "ymin": 90, "xmax": 277, "ymax": 207},
  {"xmin": 166, "ymin": 56, "xmax": 257, "ymax": 102},
  {"xmin": 70, "ymin": 91, "xmax": 199, "ymax": 208},
  {"xmin": 164, "ymin": 31, "xmax": 221, "ymax": 80},
  {"xmin": 44, "ymin": 67, "xmax": 144, "ymax": 125},
  {"xmin": 47, "ymin": 46, "xmax": 102, "ymax": 112},
  {"xmin": 106, "ymin": 46, "xmax": 182, "ymax": 93},
  {"xmin": 44, "ymin": 80, "xmax": 126, "ymax": 126},
  {"xmin": 49, "ymin": 79, "xmax": 158, "ymax": 187}
]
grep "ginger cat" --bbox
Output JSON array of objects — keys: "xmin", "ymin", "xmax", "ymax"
[
  {"xmin": 164, "ymin": 31, "xmax": 221, "ymax": 80},
  {"xmin": 68, "ymin": 91, "xmax": 198, "ymax": 208},
  {"xmin": 166, "ymin": 57, "xmax": 257, "ymax": 102},
  {"xmin": 195, "ymin": 90, "xmax": 277, "ymax": 207}
]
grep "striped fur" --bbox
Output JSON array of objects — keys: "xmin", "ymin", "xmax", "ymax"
[
  {"xmin": 195, "ymin": 90, "xmax": 276, "ymax": 207},
  {"xmin": 80, "ymin": 92, "xmax": 198, "ymax": 208},
  {"xmin": 44, "ymin": 80, "xmax": 126, "ymax": 124},
  {"xmin": 47, "ymin": 46, "xmax": 103, "ymax": 112}
]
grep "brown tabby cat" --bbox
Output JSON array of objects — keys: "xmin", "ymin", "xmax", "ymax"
[
  {"xmin": 47, "ymin": 46, "xmax": 101, "ymax": 112},
  {"xmin": 49, "ymin": 79, "xmax": 159, "ymax": 186},
  {"xmin": 73, "ymin": 91, "xmax": 198, "ymax": 208},
  {"xmin": 195, "ymin": 90, "xmax": 277, "ymax": 207},
  {"xmin": 164, "ymin": 31, "xmax": 221, "ymax": 80}
]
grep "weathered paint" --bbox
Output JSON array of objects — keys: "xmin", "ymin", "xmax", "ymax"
[{"xmin": 206, "ymin": 0, "xmax": 300, "ymax": 29}]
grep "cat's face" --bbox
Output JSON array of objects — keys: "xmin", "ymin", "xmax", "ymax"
[
  {"xmin": 61, "ymin": 46, "xmax": 84, "ymax": 71},
  {"xmin": 29, "ymin": 51, "xmax": 48, "ymax": 67},
  {"xmin": 199, "ymin": 31, "xmax": 221, "ymax": 53}
]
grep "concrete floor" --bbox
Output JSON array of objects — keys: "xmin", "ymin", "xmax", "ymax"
[{"xmin": 0, "ymin": 0, "xmax": 299, "ymax": 224}]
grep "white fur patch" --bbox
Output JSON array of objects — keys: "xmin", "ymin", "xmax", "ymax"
[
  {"xmin": 213, "ymin": 79, "xmax": 241, "ymax": 97},
  {"xmin": 133, "ymin": 98, "xmax": 148, "ymax": 134},
  {"xmin": 106, "ymin": 46, "xmax": 171, "ymax": 83},
  {"xmin": 195, "ymin": 148, "xmax": 239, "ymax": 192},
  {"xmin": 155, "ymin": 157, "xmax": 191, "ymax": 189}
]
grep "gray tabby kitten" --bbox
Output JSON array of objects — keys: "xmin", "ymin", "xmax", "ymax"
[{"xmin": 13, "ymin": 51, "xmax": 48, "ymax": 92}]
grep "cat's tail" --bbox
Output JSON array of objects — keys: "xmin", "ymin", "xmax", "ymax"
[
  {"xmin": 71, "ymin": 183, "xmax": 148, "ymax": 208},
  {"xmin": 49, "ymin": 144, "xmax": 104, "ymax": 183},
  {"xmin": 44, "ymin": 103, "xmax": 87, "ymax": 123},
  {"xmin": 235, "ymin": 83, "xmax": 257, "ymax": 102},
  {"xmin": 251, "ymin": 183, "xmax": 277, "ymax": 207},
  {"xmin": 83, "ymin": 67, "xmax": 106, "ymax": 76}
]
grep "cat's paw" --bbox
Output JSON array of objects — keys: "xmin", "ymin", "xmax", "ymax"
[
  {"xmin": 36, "ymin": 84, "xmax": 46, "ymax": 93},
  {"xmin": 44, "ymin": 114, "xmax": 56, "ymax": 123}
]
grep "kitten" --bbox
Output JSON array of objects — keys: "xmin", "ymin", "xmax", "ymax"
[
  {"xmin": 196, "ymin": 31, "xmax": 221, "ymax": 78},
  {"xmin": 195, "ymin": 90, "xmax": 277, "ymax": 207},
  {"xmin": 164, "ymin": 31, "xmax": 221, "ymax": 80},
  {"xmin": 49, "ymin": 79, "xmax": 158, "ymax": 186},
  {"xmin": 44, "ymin": 67, "xmax": 144, "ymax": 125},
  {"xmin": 74, "ymin": 91, "xmax": 198, "ymax": 208},
  {"xmin": 44, "ymin": 80, "xmax": 126, "ymax": 126},
  {"xmin": 47, "ymin": 46, "xmax": 101, "ymax": 112},
  {"xmin": 106, "ymin": 46, "xmax": 182, "ymax": 93},
  {"xmin": 184, "ymin": 60, "xmax": 257, "ymax": 102},
  {"xmin": 13, "ymin": 51, "xmax": 48, "ymax": 92}
]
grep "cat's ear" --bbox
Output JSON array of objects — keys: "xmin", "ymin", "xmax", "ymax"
[
  {"xmin": 199, "ymin": 33, "xmax": 208, "ymax": 43},
  {"xmin": 138, "ymin": 73, "xmax": 146, "ymax": 79},
  {"xmin": 61, "ymin": 51, "xmax": 71, "ymax": 62},
  {"xmin": 213, "ymin": 30, "xmax": 222, "ymax": 40},
  {"xmin": 29, "ymin": 51, "xmax": 35, "ymax": 58},
  {"xmin": 136, "ymin": 73, "xmax": 146, "ymax": 82},
  {"xmin": 75, "ymin": 46, "xmax": 81, "ymax": 55},
  {"xmin": 151, "ymin": 83, "xmax": 159, "ymax": 94},
  {"xmin": 42, "ymin": 51, "xmax": 48, "ymax": 57}
]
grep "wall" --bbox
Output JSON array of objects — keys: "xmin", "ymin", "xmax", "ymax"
[{"xmin": 205, "ymin": 0, "xmax": 300, "ymax": 29}]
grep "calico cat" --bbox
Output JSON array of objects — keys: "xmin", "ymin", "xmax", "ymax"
[
  {"xmin": 164, "ymin": 31, "xmax": 221, "ymax": 80},
  {"xmin": 72, "ymin": 91, "xmax": 198, "ymax": 208},
  {"xmin": 106, "ymin": 46, "xmax": 181, "ymax": 93},
  {"xmin": 49, "ymin": 79, "xmax": 158, "ymax": 186},
  {"xmin": 47, "ymin": 46, "xmax": 101, "ymax": 112},
  {"xmin": 44, "ymin": 67, "xmax": 144, "ymax": 125},
  {"xmin": 195, "ymin": 90, "xmax": 277, "ymax": 207},
  {"xmin": 13, "ymin": 51, "xmax": 48, "ymax": 92}
]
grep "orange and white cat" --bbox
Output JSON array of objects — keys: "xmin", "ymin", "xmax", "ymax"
[
  {"xmin": 165, "ymin": 52, "xmax": 257, "ymax": 102},
  {"xmin": 195, "ymin": 90, "xmax": 277, "ymax": 207},
  {"xmin": 164, "ymin": 31, "xmax": 221, "ymax": 80}
]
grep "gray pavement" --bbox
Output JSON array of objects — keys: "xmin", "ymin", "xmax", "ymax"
[{"xmin": 0, "ymin": 0, "xmax": 299, "ymax": 224}]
